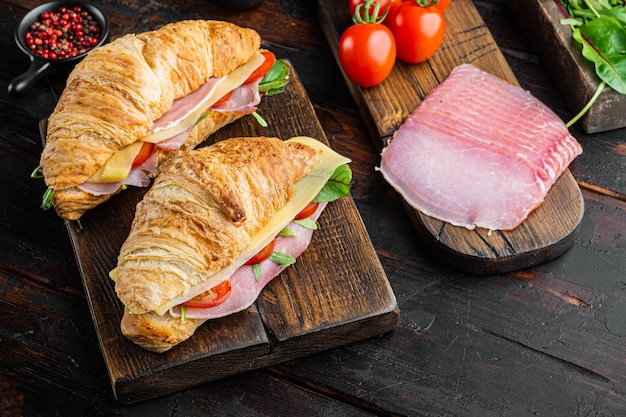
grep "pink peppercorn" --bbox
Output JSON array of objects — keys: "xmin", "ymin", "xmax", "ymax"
[{"xmin": 24, "ymin": 5, "xmax": 101, "ymax": 60}]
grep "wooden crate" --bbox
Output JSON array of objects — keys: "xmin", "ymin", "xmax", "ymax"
[{"xmin": 508, "ymin": 0, "xmax": 626, "ymax": 133}]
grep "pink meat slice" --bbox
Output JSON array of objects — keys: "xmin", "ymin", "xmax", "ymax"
[
  {"xmin": 169, "ymin": 203, "xmax": 327, "ymax": 320},
  {"xmin": 379, "ymin": 64, "xmax": 582, "ymax": 231}
]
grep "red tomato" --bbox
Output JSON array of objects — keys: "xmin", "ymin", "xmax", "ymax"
[
  {"xmin": 245, "ymin": 239, "xmax": 275, "ymax": 265},
  {"xmin": 131, "ymin": 142, "xmax": 155, "ymax": 168},
  {"xmin": 385, "ymin": 0, "xmax": 404, "ymax": 23},
  {"xmin": 387, "ymin": 2, "xmax": 446, "ymax": 64},
  {"xmin": 213, "ymin": 90, "xmax": 233, "ymax": 106},
  {"xmin": 182, "ymin": 280, "xmax": 232, "ymax": 308},
  {"xmin": 338, "ymin": 23, "xmax": 396, "ymax": 87},
  {"xmin": 295, "ymin": 202, "xmax": 319, "ymax": 220},
  {"xmin": 349, "ymin": 0, "xmax": 400, "ymax": 22},
  {"xmin": 434, "ymin": 0, "xmax": 450, "ymax": 12},
  {"xmin": 245, "ymin": 50, "xmax": 276, "ymax": 84}
]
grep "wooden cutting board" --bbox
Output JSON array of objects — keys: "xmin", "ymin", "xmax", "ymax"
[
  {"xmin": 43, "ymin": 63, "xmax": 398, "ymax": 404},
  {"xmin": 316, "ymin": 0, "xmax": 584, "ymax": 275}
]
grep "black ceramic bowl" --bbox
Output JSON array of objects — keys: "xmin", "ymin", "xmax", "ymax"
[{"xmin": 8, "ymin": 1, "xmax": 109, "ymax": 96}]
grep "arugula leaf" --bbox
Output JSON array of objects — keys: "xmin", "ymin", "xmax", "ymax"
[
  {"xmin": 313, "ymin": 164, "xmax": 352, "ymax": 203},
  {"xmin": 259, "ymin": 60, "xmax": 290, "ymax": 96},
  {"xmin": 30, "ymin": 166, "xmax": 44, "ymax": 179},
  {"xmin": 278, "ymin": 227, "xmax": 298, "ymax": 237},
  {"xmin": 41, "ymin": 187, "xmax": 54, "ymax": 210},
  {"xmin": 269, "ymin": 251, "xmax": 296, "ymax": 267},
  {"xmin": 294, "ymin": 217, "xmax": 318, "ymax": 230},
  {"xmin": 252, "ymin": 263, "xmax": 261, "ymax": 282}
]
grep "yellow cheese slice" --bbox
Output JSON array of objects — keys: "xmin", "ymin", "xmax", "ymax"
[
  {"xmin": 113, "ymin": 137, "xmax": 350, "ymax": 315},
  {"xmin": 141, "ymin": 52, "xmax": 266, "ymax": 144},
  {"xmin": 87, "ymin": 141, "xmax": 144, "ymax": 183}
]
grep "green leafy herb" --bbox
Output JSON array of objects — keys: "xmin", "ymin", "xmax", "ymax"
[
  {"xmin": 41, "ymin": 187, "xmax": 54, "ymax": 210},
  {"xmin": 313, "ymin": 164, "xmax": 352, "ymax": 203},
  {"xmin": 258, "ymin": 60, "xmax": 290, "ymax": 96},
  {"xmin": 294, "ymin": 217, "xmax": 318, "ymax": 230},
  {"xmin": 252, "ymin": 111, "xmax": 268, "ymax": 127},
  {"xmin": 573, "ymin": 16, "xmax": 626, "ymax": 94},
  {"xmin": 269, "ymin": 251, "xmax": 296, "ymax": 267},
  {"xmin": 31, "ymin": 166, "xmax": 44, "ymax": 179},
  {"xmin": 252, "ymin": 263, "xmax": 262, "ymax": 281},
  {"xmin": 278, "ymin": 227, "xmax": 298, "ymax": 237},
  {"xmin": 194, "ymin": 110, "xmax": 210, "ymax": 127},
  {"xmin": 558, "ymin": 0, "xmax": 626, "ymax": 126}
]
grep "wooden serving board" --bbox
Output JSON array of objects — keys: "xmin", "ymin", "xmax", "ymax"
[
  {"xmin": 316, "ymin": 0, "xmax": 584, "ymax": 275},
  {"xmin": 47, "ymin": 63, "xmax": 398, "ymax": 404},
  {"xmin": 508, "ymin": 0, "xmax": 626, "ymax": 134}
]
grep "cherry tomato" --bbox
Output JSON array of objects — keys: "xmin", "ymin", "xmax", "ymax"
[
  {"xmin": 349, "ymin": 0, "xmax": 401, "ymax": 22},
  {"xmin": 294, "ymin": 202, "xmax": 319, "ymax": 220},
  {"xmin": 435, "ymin": 0, "xmax": 450, "ymax": 12},
  {"xmin": 181, "ymin": 280, "xmax": 232, "ymax": 308},
  {"xmin": 131, "ymin": 142, "xmax": 155, "ymax": 168},
  {"xmin": 244, "ymin": 50, "xmax": 276, "ymax": 84},
  {"xmin": 213, "ymin": 90, "xmax": 233, "ymax": 106},
  {"xmin": 387, "ymin": 1, "xmax": 446, "ymax": 64},
  {"xmin": 338, "ymin": 23, "xmax": 396, "ymax": 87},
  {"xmin": 385, "ymin": 0, "xmax": 405, "ymax": 24},
  {"xmin": 245, "ymin": 239, "xmax": 275, "ymax": 265}
]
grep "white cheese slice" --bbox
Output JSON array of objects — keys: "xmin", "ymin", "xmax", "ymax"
[
  {"xmin": 141, "ymin": 52, "xmax": 266, "ymax": 144},
  {"xmin": 147, "ymin": 136, "xmax": 351, "ymax": 315}
]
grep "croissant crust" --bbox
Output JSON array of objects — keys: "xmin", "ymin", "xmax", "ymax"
[{"xmin": 41, "ymin": 20, "xmax": 261, "ymax": 220}]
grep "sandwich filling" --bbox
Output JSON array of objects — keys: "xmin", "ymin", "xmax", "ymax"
[{"xmin": 78, "ymin": 51, "xmax": 284, "ymax": 196}]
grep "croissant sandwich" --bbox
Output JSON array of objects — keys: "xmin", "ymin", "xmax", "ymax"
[
  {"xmin": 38, "ymin": 20, "xmax": 289, "ymax": 220},
  {"xmin": 108, "ymin": 136, "xmax": 352, "ymax": 352}
]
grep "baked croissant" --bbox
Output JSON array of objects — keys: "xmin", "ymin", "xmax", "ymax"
[
  {"xmin": 111, "ymin": 137, "xmax": 319, "ymax": 352},
  {"xmin": 40, "ymin": 20, "xmax": 269, "ymax": 220},
  {"xmin": 110, "ymin": 136, "xmax": 352, "ymax": 352}
]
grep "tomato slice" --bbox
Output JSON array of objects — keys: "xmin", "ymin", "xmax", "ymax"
[
  {"xmin": 131, "ymin": 142, "xmax": 155, "ymax": 168},
  {"xmin": 244, "ymin": 51, "xmax": 276, "ymax": 84},
  {"xmin": 245, "ymin": 239, "xmax": 275, "ymax": 265},
  {"xmin": 181, "ymin": 280, "xmax": 232, "ymax": 309},
  {"xmin": 294, "ymin": 202, "xmax": 319, "ymax": 220},
  {"xmin": 213, "ymin": 90, "xmax": 233, "ymax": 106}
]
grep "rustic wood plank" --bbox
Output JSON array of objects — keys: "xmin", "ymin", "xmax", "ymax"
[
  {"xmin": 508, "ymin": 0, "xmax": 626, "ymax": 134},
  {"xmin": 275, "ymin": 190, "xmax": 626, "ymax": 417},
  {"xmin": 316, "ymin": 0, "xmax": 584, "ymax": 275},
  {"xmin": 53, "ymin": 63, "xmax": 398, "ymax": 404}
]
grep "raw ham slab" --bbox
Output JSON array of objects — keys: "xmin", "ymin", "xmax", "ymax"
[{"xmin": 380, "ymin": 64, "xmax": 582, "ymax": 231}]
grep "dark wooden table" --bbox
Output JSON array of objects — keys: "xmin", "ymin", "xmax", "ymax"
[{"xmin": 2, "ymin": 0, "xmax": 626, "ymax": 416}]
